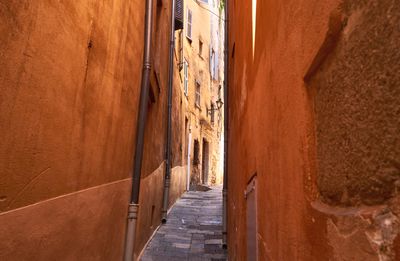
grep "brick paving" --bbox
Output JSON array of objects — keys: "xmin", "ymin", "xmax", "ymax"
[{"xmin": 140, "ymin": 185, "xmax": 227, "ymax": 261}]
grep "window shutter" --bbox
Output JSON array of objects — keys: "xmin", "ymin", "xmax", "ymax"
[
  {"xmin": 175, "ymin": 0, "xmax": 184, "ymax": 30},
  {"xmin": 214, "ymin": 50, "xmax": 218, "ymax": 80}
]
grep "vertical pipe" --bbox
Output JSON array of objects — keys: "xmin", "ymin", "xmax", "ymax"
[
  {"xmin": 123, "ymin": 0, "xmax": 153, "ymax": 259},
  {"xmin": 222, "ymin": 0, "xmax": 229, "ymax": 250},
  {"xmin": 162, "ymin": 0, "xmax": 176, "ymax": 224}
]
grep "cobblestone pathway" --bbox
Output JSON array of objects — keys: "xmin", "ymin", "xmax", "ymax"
[{"xmin": 140, "ymin": 185, "xmax": 227, "ymax": 261}]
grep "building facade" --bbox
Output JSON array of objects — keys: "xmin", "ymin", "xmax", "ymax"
[
  {"xmin": 177, "ymin": 0, "xmax": 225, "ymax": 187},
  {"xmin": 0, "ymin": 1, "xmax": 187, "ymax": 260},
  {"xmin": 227, "ymin": 0, "xmax": 400, "ymax": 260}
]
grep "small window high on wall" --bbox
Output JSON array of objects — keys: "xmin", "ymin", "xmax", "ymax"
[
  {"xmin": 175, "ymin": 0, "xmax": 184, "ymax": 30},
  {"xmin": 186, "ymin": 9, "xmax": 192, "ymax": 40},
  {"xmin": 210, "ymin": 49, "xmax": 218, "ymax": 80}
]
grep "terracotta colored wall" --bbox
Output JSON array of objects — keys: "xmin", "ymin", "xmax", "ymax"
[
  {"xmin": 228, "ymin": 0, "xmax": 400, "ymax": 260},
  {"xmin": 0, "ymin": 0, "xmax": 144, "ymax": 212},
  {"xmin": 0, "ymin": 0, "xmax": 187, "ymax": 259}
]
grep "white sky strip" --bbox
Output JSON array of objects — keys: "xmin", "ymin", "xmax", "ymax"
[{"xmin": 252, "ymin": 0, "xmax": 257, "ymax": 58}]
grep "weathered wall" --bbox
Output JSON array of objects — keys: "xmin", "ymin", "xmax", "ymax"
[
  {"xmin": 228, "ymin": 0, "xmax": 400, "ymax": 260},
  {"xmin": 314, "ymin": 0, "xmax": 400, "ymax": 207},
  {"xmin": 182, "ymin": 0, "xmax": 224, "ymax": 186},
  {"xmin": 169, "ymin": 166, "xmax": 187, "ymax": 206},
  {"xmin": 0, "ymin": 0, "xmax": 186, "ymax": 259}
]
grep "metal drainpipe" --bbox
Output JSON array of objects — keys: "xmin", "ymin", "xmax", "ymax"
[
  {"xmin": 161, "ymin": 0, "xmax": 176, "ymax": 223},
  {"xmin": 123, "ymin": 0, "xmax": 153, "ymax": 260},
  {"xmin": 222, "ymin": 0, "xmax": 229, "ymax": 250}
]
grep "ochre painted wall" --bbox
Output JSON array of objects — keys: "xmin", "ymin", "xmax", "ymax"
[
  {"xmin": 228, "ymin": 0, "xmax": 400, "ymax": 260},
  {"xmin": 182, "ymin": 0, "xmax": 224, "ymax": 186},
  {"xmin": 0, "ymin": 0, "xmax": 187, "ymax": 259}
]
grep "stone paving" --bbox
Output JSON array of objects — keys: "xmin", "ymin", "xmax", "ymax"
[{"xmin": 140, "ymin": 185, "xmax": 227, "ymax": 261}]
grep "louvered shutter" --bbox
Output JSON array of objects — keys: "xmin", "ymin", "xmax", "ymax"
[{"xmin": 175, "ymin": 0, "xmax": 183, "ymax": 30}]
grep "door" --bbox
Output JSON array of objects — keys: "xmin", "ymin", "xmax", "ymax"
[
  {"xmin": 201, "ymin": 139, "xmax": 209, "ymax": 184},
  {"xmin": 246, "ymin": 175, "xmax": 257, "ymax": 261}
]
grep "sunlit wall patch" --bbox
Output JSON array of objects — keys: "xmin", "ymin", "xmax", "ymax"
[{"xmin": 252, "ymin": 0, "xmax": 257, "ymax": 59}]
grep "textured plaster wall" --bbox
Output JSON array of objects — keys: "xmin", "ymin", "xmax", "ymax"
[
  {"xmin": 0, "ymin": 165, "xmax": 166, "ymax": 261},
  {"xmin": 310, "ymin": 1, "xmax": 400, "ymax": 259},
  {"xmin": 0, "ymin": 0, "xmax": 146, "ymax": 211},
  {"xmin": 0, "ymin": 0, "xmax": 187, "ymax": 259},
  {"xmin": 0, "ymin": 179, "xmax": 131, "ymax": 261},
  {"xmin": 228, "ymin": 0, "xmax": 399, "ymax": 260},
  {"xmin": 314, "ymin": 0, "xmax": 400, "ymax": 207}
]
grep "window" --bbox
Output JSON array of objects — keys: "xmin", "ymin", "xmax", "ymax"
[
  {"xmin": 210, "ymin": 49, "xmax": 215, "ymax": 79},
  {"xmin": 195, "ymin": 80, "xmax": 201, "ymax": 107},
  {"xmin": 175, "ymin": 0, "xmax": 184, "ymax": 30},
  {"xmin": 209, "ymin": 48, "xmax": 219, "ymax": 80},
  {"xmin": 186, "ymin": 9, "xmax": 192, "ymax": 40},
  {"xmin": 178, "ymin": 31, "xmax": 184, "ymax": 71},
  {"xmin": 183, "ymin": 59, "xmax": 188, "ymax": 96},
  {"xmin": 214, "ymin": 50, "xmax": 218, "ymax": 80},
  {"xmin": 199, "ymin": 40, "xmax": 203, "ymax": 57}
]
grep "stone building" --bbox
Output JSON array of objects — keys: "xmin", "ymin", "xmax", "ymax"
[
  {"xmin": 227, "ymin": 0, "xmax": 400, "ymax": 260},
  {"xmin": 177, "ymin": 0, "xmax": 225, "ymax": 187},
  {"xmin": 0, "ymin": 1, "xmax": 187, "ymax": 260}
]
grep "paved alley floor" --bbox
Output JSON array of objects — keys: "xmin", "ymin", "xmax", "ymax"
[{"xmin": 140, "ymin": 185, "xmax": 227, "ymax": 261}]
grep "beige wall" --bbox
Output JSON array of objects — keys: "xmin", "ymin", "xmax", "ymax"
[{"xmin": 180, "ymin": 0, "xmax": 224, "ymax": 186}]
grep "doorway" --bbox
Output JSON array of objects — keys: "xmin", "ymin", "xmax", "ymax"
[
  {"xmin": 201, "ymin": 139, "xmax": 209, "ymax": 184},
  {"xmin": 246, "ymin": 175, "xmax": 258, "ymax": 261}
]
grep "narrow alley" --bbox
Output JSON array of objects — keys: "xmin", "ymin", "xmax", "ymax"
[
  {"xmin": 141, "ymin": 186, "xmax": 226, "ymax": 261},
  {"xmin": 1, "ymin": 0, "xmax": 400, "ymax": 260}
]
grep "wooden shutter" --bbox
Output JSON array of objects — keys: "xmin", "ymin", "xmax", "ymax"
[{"xmin": 175, "ymin": 0, "xmax": 184, "ymax": 30}]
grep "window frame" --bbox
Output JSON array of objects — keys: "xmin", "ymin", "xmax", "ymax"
[
  {"xmin": 183, "ymin": 59, "xmax": 189, "ymax": 96},
  {"xmin": 210, "ymin": 48, "xmax": 215, "ymax": 79},
  {"xmin": 186, "ymin": 9, "xmax": 192, "ymax": 40}
]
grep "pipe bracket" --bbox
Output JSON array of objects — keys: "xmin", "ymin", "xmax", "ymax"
[{"xmin": 127, "ymin": 203, "xmax": 139, "ymax": 219}]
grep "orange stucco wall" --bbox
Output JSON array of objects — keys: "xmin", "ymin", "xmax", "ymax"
[
  {"xmin": 0, "ymin": 0, "xmax": 187, "ymax": 259},
  {"xmin": 228, "ymin": 0, "xmax": 400, "ymax": 260}
]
